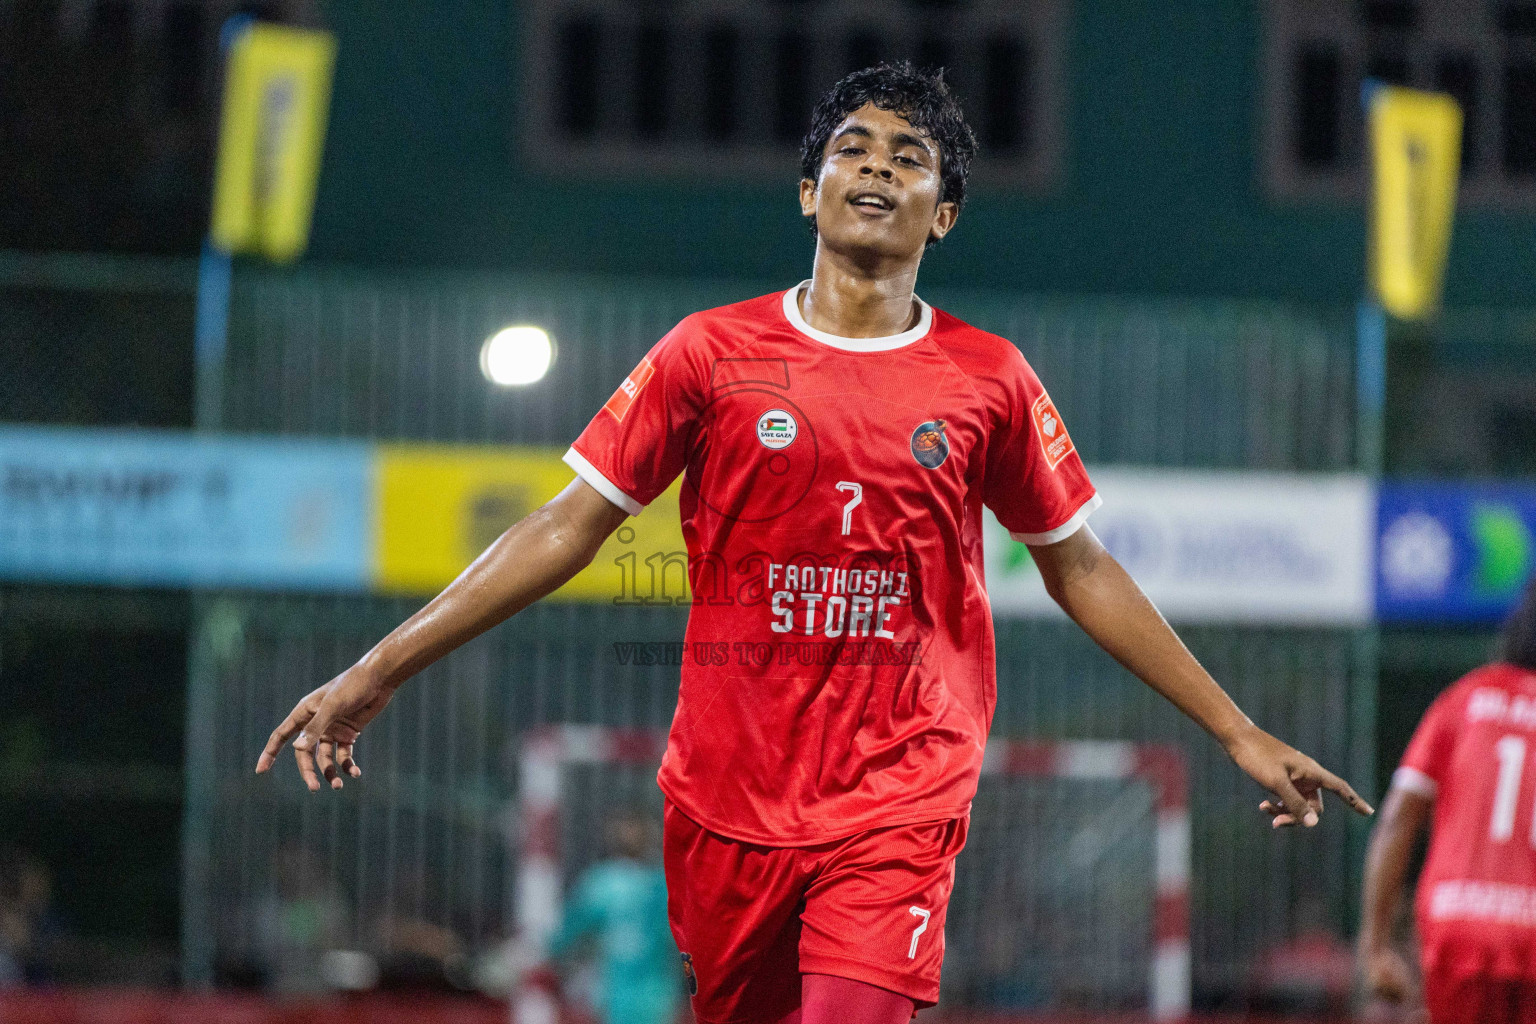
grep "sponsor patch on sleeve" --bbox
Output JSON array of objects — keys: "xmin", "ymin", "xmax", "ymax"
[
  {"xmin": 603, "ymin": 356, "xmax": 656, "ymax": 423},
  {"xmin": 1031, "ymin": 392, "xmax": 1075, "ymax": 470}
]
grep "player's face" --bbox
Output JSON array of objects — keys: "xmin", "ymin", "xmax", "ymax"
[{"xmin": 800, "ymin": 103, "xmax": 958, "ymax": 263}]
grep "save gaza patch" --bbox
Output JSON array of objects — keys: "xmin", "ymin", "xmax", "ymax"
[{"xmin": 603, "ymin": 356, "xmax": 656, "ymax": 423}]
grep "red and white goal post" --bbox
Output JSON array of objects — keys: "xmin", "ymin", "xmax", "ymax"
[{"xmin": 514, "ymin": 727, "xmax": 1190, "ymax": 1021}]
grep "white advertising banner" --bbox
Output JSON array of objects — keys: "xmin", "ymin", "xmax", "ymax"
[{"xmin": 984, "ymin": 469, "xmax": 1375, "ymax": 625}]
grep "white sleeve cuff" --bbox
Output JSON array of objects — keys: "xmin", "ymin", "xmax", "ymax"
[
  {"xmin": 1009, "ymin": 492, "xmax": 1103, "ymax": 546},
  {"xmin": 1392, "ymin": 766, "xmax": 1439, "ymax": 799},
  {"xmin": 563, "ymin": 447, "xmax": 644, "ymax": 516}
]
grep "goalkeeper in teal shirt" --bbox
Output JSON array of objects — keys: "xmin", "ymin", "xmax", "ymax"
[{"xmin": 546, "ymin": 812, "xmax": 680, "ymax": 1024}]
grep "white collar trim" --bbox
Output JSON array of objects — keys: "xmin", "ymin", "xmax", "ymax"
[{"xmin": 782, "ymin": 280, "xmax": 933, "ymax": 352}]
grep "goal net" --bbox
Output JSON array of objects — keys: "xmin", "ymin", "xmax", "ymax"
[{"xmin": 514, "ymin": 728, "xmax": 1189, "ymax": 1021}]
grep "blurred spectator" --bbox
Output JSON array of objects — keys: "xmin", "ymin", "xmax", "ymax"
[
  {"xmin": 1248, "ymin": 897, "xmax": 1355, "ymax": 1015},
  {"xmin": 0, "ymin": 846, "xmax": 62, "ymax": 987},
  {"xmin": 546, "ymin": 810, "xmax": 679, "ymax": 1024},
  {"xmin": 370, "ymin": 875, "xmax": 471, "ymax": 992},
  {"xmin": 946, "ymin": 875, "xmax": 1049, "ymax": 1010},
  {"xmin": 250, "ymin": 842, "xmax": 348, "ymax": 994}
]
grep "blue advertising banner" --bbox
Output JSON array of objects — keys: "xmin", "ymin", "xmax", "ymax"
[
  {"xmin": 0, "ymin": 426, "xmax": 371, "ymax": 591},
  {"xmin": 1377, "ymin": 481, "xmax": 1536, "ymax": 623}
]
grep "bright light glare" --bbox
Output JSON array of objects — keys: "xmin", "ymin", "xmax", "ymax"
[{"xmin": 480, "ymin": 326, "xmax": 554, "ymax": 386}]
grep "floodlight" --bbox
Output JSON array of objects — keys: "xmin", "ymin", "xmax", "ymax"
[{"xmin": 480, "ymin": 325, "xmax": 554, "ymax": 386}]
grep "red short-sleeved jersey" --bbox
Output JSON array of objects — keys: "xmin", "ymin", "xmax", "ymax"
[
  {"xmin": 1397, "ymin": 662, "xmax": 1536, "ymax": 979},
  {"xmin": 566, "ymin": 283, "xmax": 1100, "ymax": 845}
]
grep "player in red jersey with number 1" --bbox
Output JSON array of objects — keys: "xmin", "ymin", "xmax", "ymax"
[
  {"xmin": 257, "ymin": 63, "xmax": 1372, "ymax": 1023},
  {"xmin": 1360, "ymin": 575, "xmax": 1536, "ymax": 1023}
]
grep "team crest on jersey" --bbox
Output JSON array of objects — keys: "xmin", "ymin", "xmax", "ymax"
[
  {"xmin": 757, "ymin": 409, "xmax": 797, "ymax": 449},
  {"xmin": 910, "ymin": 420, "xmax": 949, "ymax": 468}
]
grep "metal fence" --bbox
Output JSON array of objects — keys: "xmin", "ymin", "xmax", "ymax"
[
  {"xmin": 184, "ymin": 266, "xmax": 1368, "ymax": 1008},
  {"xmin": 954, "ymin": 772, "xmax": 1159, "ymax": 1012},
  {"xmin": 189, "ymin": 596, "xmax": 1365, "ymax": 1005},
  {"xmin": 218, "ymin": 266, "xmax": 1357, "ymax": 470},
  {"xmin": 0, "ymin": 251, "xmax": 196, "ymax": 428}
]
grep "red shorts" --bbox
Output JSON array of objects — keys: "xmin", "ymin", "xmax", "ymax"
[
  {"xmin": 662, "ymin": 801, "xmax": 968, "ymax": 1024},
  {"xmin": 1424, "ymin": 970, "xmax": 1536, "ymax": 1024}
]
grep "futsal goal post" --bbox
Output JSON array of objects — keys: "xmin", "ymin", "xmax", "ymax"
[{"xmin": 513, "ymin": 727, "xmax": 1189, "ymax": 1021}]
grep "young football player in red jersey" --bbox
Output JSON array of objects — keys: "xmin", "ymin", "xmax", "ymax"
[
  {"xmin": 257, "ymin": 63, "xmax": 1372, "ymax": 1023},
  {"xmin": 1360, "ymin": 575, "xmax": 1536, "ymax": 1024}
]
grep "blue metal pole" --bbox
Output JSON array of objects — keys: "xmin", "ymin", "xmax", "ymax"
[
  {"xmin": 193, "ymin": 240, "xmax": 231, "ymax": 432},
  {"xmin": 1356, "ymin": 299, "xmax": 1387, "ymax": 477}
]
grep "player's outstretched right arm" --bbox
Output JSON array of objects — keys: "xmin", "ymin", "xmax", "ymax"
[{"xmin": 255, "ymin": 476, "xmax": 629, "ymax": 791}]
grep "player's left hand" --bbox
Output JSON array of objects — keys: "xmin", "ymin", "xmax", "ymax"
[{"xmin": 1224, "ymin": 724, "xmax": 1374, "ymax": 827}]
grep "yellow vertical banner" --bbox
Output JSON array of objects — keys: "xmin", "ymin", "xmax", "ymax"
[
  {"xmin": 210, "ymin": 23, "xmax": 337, "ymax": 263},
  {"xmin": 1367, "ymin": 84, "xmax": 1462, "ymax": 320}
]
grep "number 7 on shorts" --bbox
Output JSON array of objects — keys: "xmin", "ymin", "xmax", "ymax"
[{"xmin": 908, "ymin": 906, "xmax": 931, "ymax": 958}]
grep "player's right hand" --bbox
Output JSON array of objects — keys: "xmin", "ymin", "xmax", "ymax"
[
  {"xmin": 1361, "ymin": 944, "xmax": 1415, "ymax": 1004},
  {"xmin": 254, "ymin": 664, "xmax": 396, "ymax": 791}
]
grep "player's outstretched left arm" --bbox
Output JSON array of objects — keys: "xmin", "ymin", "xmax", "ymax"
[{"xmin": 1029, "ymin": 525, "xmax": 1374, "ymax": 828}]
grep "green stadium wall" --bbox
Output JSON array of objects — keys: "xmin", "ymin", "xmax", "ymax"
[{"xmin": 308, "ymin": 0, "xmax": 1536, "ymax": 305}]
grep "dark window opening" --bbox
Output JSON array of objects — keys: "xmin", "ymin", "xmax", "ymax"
[
  {"xmin": 703, "ymin": 26, "xmax": 738, "ymax": 141},
  {"xmin": 1366, "ymin": 53, "xmax": 1412, "ymax": 86},
  {"xmin": 843, "ymin": 31, "xmax": 883, "ymax": 77},
  {"xmin": 1503, "ymin": 62, "xmax": 1536, "ymax": 174},
  {"xmin": 983, "ymin": 35, "xmax": 1029, "ymax": 156},
  {"xmin": 1276, "ymin": 1, "xmax": 1536, "ymax": 196},
  {"xmin": 90, "ymin": 1, "xmax": 135, "ymax": 46},
  {"xmin": 0, "ymin": 0, "xmax": 291, "ymax": 252},
  {"xmin": 163, "ymin": 4, "xmax": 203, "ymax": 114},
  {"xmin": 773, "ymin": 30, "xmax": 809, "ymax": 144},
  {"xmin": 1294, "ymin": 48, "xmax": 1341, "ymax": 167},
  {"xmin": 527, "ymin": 3, "xmax": 1057, "ymax": 184},
  {"xmin": 1359, "ymin": 0, "xmax": 1419, "ymax": 30},
  {"xmin": 1499, "ymin": 3, "xmax": 1536, "ymax": 36},
  {"xmin": 634, "ymin": 22, "xmax": 670, "ymax": 139},
  {"xmin": 1434, "ymin": 54, "xmax": 1478, "ymax": 172},
  {"xmin": 235, "ymin": 1, "xmax": 282, "ymax": 19},
  {"xmin": 557, "ymin": 19, "xmax": 601, "ymax": 136},
  {"xmin": 916, "ymin": 34, "xmax": 952, "ymax": 76}
]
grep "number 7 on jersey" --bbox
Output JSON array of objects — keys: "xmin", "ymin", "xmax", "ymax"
[{"xmin": 837, "ymin": 481, "xmax": 862, "ymax": 536}]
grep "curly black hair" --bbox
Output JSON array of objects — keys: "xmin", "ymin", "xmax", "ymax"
[
  {"xmin": 799, "ymin": 61, "xmax": 978, "ymax": 242},
  {"xmin": 1499, "ymin": 573, "xmax": 1536, "ymax": 672}
]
